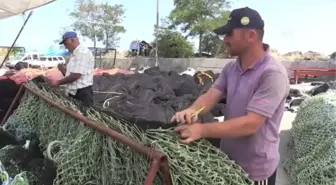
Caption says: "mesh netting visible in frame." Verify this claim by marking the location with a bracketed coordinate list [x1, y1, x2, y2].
[9, 171, 30, 185]
[0, 168, 31, 185]
[4, 81, 253, 185]
[284, 90, 336, 185]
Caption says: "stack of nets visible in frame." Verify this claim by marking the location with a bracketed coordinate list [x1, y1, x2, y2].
[284, 90, 336, 185]
[0, 165, 30, 185]
[4, 80, 253, 185]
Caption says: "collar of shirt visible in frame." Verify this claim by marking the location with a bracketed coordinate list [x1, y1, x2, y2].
[71, 44, 82, 55]
[236, 43, 270, 73]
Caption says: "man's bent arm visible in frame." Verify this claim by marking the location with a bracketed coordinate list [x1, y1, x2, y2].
[201, 71, 289, 138]
[188, 87, 224, 115]
[58, 73, 81, 85]
[202, 111, 267, 138]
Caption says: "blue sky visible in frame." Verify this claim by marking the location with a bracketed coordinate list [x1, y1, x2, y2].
[0, 0, 335, 55]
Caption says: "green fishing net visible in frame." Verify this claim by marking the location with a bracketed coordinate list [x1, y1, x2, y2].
[284, 90, 336, 185]
[4, 81, 253, 185]
[10, 171, 30, 185]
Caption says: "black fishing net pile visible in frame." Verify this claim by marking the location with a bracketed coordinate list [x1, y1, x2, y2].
[0, 67, 226, 131]
[0, 129, 57, 185]
[0, 79, 21, 122]
[93, 67, 226, 130]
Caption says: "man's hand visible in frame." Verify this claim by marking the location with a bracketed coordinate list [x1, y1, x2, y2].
[171, 88, 223, 124]
[171, 108, 198, 124]
[174, 123, 204, 144]
[57, 64, 66, 75]
[57, 63, 65, 71]
[49, 79, 60, 88]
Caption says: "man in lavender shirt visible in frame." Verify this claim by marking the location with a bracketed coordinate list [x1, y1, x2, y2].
[171, 7, 289, 185]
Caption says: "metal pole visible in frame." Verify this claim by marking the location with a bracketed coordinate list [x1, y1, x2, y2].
[155, 0, 159, 67]
[0, 11, 34, 68]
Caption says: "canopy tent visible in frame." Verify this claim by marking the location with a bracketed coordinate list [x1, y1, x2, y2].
[0, 0, 56, 68]
[0, 0, 55, 20]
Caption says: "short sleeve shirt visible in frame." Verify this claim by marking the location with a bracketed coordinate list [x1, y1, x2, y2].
[211, 44, 290, 181]
[65, 44, 94, 95]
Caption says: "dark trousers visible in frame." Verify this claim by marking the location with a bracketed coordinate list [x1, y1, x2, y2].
[69, 86, 93, 107]
[254, 170, 277, 185]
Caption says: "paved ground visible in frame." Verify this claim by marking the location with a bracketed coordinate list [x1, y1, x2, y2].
[276, 111, 296, 185]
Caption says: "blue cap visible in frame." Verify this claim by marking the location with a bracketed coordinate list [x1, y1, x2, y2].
[59, 31, 78, 45]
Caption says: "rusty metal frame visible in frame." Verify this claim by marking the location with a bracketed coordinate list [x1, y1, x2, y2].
[286, 67, 336, 71]
[294, 70, 336, 84]
[286, 67, 336, 84]
[1, 84, 173, 185]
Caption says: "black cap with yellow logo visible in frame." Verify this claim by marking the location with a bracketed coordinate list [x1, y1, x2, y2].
[213, 7, 264, 35]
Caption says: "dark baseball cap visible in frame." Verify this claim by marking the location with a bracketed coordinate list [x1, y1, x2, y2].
[59, 31, 78, 45]
[213, 7, 264, 35]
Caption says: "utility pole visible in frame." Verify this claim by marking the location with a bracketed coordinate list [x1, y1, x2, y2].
[155, 0, 159, 67]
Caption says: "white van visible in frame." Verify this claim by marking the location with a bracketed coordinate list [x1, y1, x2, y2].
[5, 52, 42, 69]
[5, 52, 65, 69]
[29, 56, 66, 68]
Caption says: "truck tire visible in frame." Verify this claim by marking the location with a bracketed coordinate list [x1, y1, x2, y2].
[14, 62, 27, 70]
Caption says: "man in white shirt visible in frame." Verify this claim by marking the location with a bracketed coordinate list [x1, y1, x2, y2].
[49, 31, 95, 106]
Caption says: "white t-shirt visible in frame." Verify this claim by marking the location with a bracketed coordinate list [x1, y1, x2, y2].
[65, 44, 94, 95]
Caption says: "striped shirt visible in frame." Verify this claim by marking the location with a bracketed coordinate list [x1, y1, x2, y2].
[65, 44, 94, 95]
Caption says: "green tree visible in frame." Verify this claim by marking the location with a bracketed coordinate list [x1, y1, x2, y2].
[169, 0, 231, 53]
[69, 0, 126, 49]
[96, 3, 126, 49]
[201, 10, 231, 57]
[70, 0, 103, 48]
[331, 52, 336, 60]
[201, 33, 231, 58]
[154, 27, 194, 58]
[9, 44, 24, 56]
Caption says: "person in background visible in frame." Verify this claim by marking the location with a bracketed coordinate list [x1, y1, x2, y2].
[171, 7, 290, 185]
[49, 31, 94, 107]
